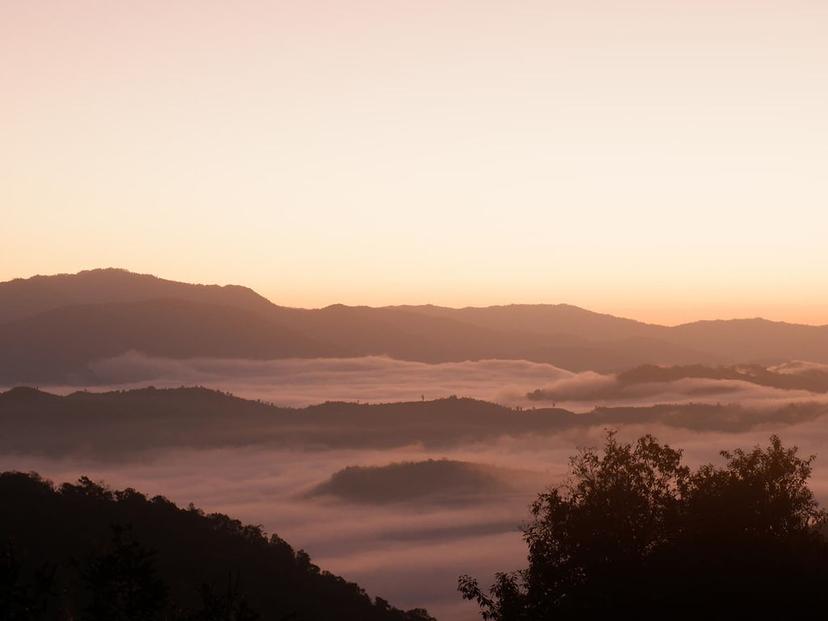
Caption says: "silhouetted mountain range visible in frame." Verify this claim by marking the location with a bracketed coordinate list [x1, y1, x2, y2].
[0, 268, 274, 323]
[1, 269, 827, 384]
[1, 386, 824, 459]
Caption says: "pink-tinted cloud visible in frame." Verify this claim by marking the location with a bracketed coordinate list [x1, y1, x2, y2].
[36, 352, 571, 406]
[7, 417, 828, 620]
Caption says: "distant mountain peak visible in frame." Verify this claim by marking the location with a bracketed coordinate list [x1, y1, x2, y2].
[0, 267, 275, 325]
[1, 269, 826, 384]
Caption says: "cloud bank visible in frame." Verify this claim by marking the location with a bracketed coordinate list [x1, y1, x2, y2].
[7, 421, 828, 621]
[79, 352, 572, 406]
[18, 354, 823, 415]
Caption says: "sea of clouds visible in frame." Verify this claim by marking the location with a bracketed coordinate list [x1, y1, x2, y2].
[6, 420, 828, 620]
[5, 355, 828, 619]
[7, 352, 826, 414]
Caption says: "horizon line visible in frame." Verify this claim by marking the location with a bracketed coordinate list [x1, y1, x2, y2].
[3, 266, 827, 329]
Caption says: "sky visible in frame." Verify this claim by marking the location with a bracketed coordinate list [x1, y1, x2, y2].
[2, 1, 827, 325]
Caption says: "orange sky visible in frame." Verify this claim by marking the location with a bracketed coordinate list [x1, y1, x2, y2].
[2, 1, 827, 326]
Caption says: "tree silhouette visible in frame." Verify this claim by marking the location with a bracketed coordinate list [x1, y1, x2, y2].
[187, 573, 260, 621]
[460, 432, 828, 618]
[0, 543, 55, 621]
[81, 525, 168, 621]
[0, 471, 434, 621]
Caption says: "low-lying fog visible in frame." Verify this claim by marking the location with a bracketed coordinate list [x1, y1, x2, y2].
[15, 353, 828, 411]
[5, 422, 828, 620]
[5, 356, 828, 619]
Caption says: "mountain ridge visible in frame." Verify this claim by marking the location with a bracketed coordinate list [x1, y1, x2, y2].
[1, 269, 827, 384]
[11, 268, 820, 328]
[2, 385, 824, 458]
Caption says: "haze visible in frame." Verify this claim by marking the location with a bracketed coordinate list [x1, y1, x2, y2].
[3, 265, 828, 617]
[3, 1, 828, 325]
[4, 3, 828, 620]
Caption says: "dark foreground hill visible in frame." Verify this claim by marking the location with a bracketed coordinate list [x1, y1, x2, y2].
[2, 269, 828, 383]
[1, 386, 826, 460]
[0, 471, 434, 620]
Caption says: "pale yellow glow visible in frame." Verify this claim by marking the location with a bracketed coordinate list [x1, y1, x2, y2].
[2, 1, 827, 325]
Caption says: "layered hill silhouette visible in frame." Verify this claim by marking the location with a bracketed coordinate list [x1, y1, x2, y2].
[2, 386, 824, 459]
[307, 459, 544, 505]
[0, 299, 331, 383]
[528, 362, 828, 402]
[616, 363, 828, 393]
[1, 269, 827, 384]
[0, 471, 434, 620]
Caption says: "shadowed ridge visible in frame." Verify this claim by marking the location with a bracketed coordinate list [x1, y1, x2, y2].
[0, 471, 436, 621]
[301, 395, 522, 418]
[0, 268, 277, 324]
[304, 459, 546, 506]
[2, 268, 828, 380]
[388, 302, 667, 340]
[676, 317, 796, 328]
[306, 458, 542, 505]
[61, 384, 270, 404]
[0, 386, 60, 403]
[0, 386, 823, 458]
[614, 363, 828, 393]
[0, 298, 331, 384]
[668, 317, 828, 362]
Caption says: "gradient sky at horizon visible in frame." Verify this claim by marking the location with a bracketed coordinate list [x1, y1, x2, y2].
[2, 1, 827, 325]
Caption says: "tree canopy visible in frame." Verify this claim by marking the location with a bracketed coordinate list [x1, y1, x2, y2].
[460, 432, 828, 618]
[0, 472, 434, 621]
